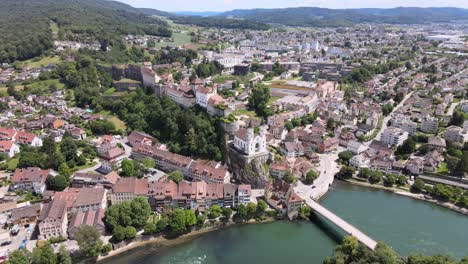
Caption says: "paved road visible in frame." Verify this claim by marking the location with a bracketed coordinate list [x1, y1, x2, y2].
[294, 149, 340, 201]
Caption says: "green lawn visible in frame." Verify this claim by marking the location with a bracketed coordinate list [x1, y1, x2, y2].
[100, 110, 127, 131]
[232, 109, 259, 119]
[154, 33, 192, 48]
[267, 96, 280, 106]
[7, 158, 19, 171]
[437, 162, 449, 174]
[26, 79, 65, 91]
[22, 56, 61, 68]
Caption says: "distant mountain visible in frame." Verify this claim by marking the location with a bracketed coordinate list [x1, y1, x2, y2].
[174, 11, 222, 17]
[219, 7, 468, 27]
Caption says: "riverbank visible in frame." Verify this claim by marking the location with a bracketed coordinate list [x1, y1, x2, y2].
[343, 179, 468, 216]
[97, 218, 275, 262]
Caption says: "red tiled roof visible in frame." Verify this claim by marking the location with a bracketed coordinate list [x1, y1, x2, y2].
[12, 167, 50, 184]
[113, 177, 148, 195]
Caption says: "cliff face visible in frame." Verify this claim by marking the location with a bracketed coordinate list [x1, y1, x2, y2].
[227, 147, 269, 188]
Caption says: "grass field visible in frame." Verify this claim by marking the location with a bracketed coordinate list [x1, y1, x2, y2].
[7, 158, 19, 171]
[100, 110, 127, 131]
[26, 79, 65, 90]
[154, 33, 192, 48]
[232, 109, 259, 119]
[22, 56, 61, 68]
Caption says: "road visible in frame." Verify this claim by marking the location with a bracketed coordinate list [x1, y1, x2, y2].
[294, 149, 340, 201]
[446, 100, 466, 117]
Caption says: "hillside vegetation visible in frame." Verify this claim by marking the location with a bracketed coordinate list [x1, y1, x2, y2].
[0, 0, 171, 63]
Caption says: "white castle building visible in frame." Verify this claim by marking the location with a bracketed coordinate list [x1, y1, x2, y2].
[233, 124, 268, 156]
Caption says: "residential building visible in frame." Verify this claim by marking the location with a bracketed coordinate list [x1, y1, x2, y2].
[443, 126, 464, 143]
[100, 147, 126, 174]
[347, 140, 368, 154]
[11, 167, 51, 194]
[237, 185, 251, 205]
[280, 142, 305, 158]
[428, 136, 447, 152]
[420, 116, 439, 134]
[10, 204, 42, 227]
[68, 208, 105, 239]
[381, 127, 408, 147]
[110, 178, 149, 204]
[38, 199, 68, 240]
[0, 140, 19, 158]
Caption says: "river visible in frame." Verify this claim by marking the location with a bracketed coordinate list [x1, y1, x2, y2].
[102, 182, 468, 264]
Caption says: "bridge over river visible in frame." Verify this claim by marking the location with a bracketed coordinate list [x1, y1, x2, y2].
[306, 199, 378, 250]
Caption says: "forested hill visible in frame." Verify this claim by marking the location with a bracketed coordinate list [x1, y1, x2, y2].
[219, 7, 468, 27]
[0, 0, 171, 63]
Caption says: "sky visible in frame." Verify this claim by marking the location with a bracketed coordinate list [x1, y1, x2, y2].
[118, 0, 468, 12]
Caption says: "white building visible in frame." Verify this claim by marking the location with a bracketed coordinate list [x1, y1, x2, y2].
[443, 126, 464, 143]
[195, 86, 216, 109]
[233, 124, 268, 156]
[381, 127, 408, 147]
[347, 141, 368, 154]
[420, 116, 439, 134]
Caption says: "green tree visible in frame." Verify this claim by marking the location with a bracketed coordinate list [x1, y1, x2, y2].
[60, 138, 78, 165]
[169, 208, 187, 235]
[358, 168, 372, 179]
[304, 170, 319, 185]
[120, 159, 134, 177]
[449, 110, 465, 127]
[57, 245, 72, 264]
[130, 196, 151, 228]
[208, 205, 222, 219]
[112, 225, 127, 242]
[32, 243, 57, 264]
[184, 209, 197, 228]
[141, 157, 155, 169]
[368, 171, 383, 184]
[396, 138, 416, 155]
[338, 151, 353, 165]
[246, 202, 257, 219]
[168, 170, 184, 183]
[197, 213, 207, 226]
[235, 204, 247, 221]
[144, 223, 157, 234]
[411, 179, 425, 193]
[339, 166, 355, 179]
[156, 216, 169, 232]
[383, 174, 397, 187]
[285, 121, 293, 131]
[47, 175, 68, 191]
[7, 249, 31, 264]
[283, 170, 296, 183]
[75, 225, 103, 257]
[298, 206, 311, 220]
[101, 244, 112, 255]
[396, 175, 407, 186]
[248, 83, 272, 117]
[256, 200, 268, 214]
[222, 207, 233, 220]
[58, 163, 72, 180]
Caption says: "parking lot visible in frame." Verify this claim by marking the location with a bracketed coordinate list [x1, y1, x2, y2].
[1, 224, 37, 253]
